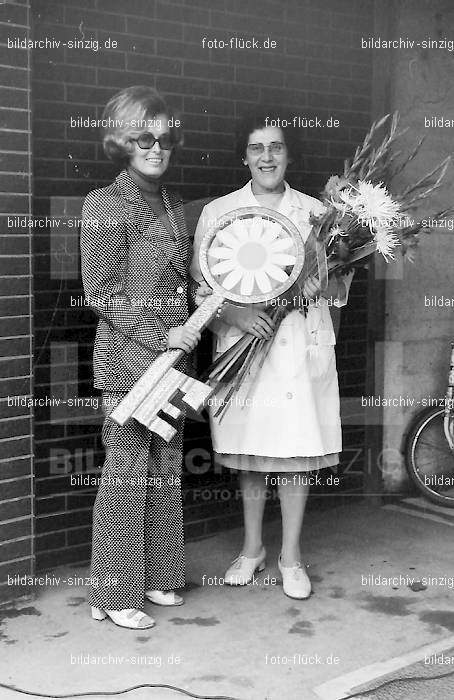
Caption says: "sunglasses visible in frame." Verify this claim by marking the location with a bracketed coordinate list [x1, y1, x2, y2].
[132, 132, 174, 150]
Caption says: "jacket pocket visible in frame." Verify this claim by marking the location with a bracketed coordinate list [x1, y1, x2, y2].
[306, 328, 336, 380]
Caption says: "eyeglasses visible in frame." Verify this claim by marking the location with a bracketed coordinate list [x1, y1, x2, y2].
[247, 142, 286, 155]
[132, 133, 174, 150]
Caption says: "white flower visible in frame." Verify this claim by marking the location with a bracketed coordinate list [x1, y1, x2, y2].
[328, 225, 347, 245]
[374, 226, 400, 262]
[208, 216, 297, 295]
[354, 181, 400, 228]
[330, 196, 351, 218]
[336, 181, 400, 231]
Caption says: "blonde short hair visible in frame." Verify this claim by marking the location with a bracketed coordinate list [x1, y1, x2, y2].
[101, 86, 183, 167]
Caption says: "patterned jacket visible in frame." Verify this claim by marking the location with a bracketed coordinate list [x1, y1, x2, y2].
[80, 169, 192, 391]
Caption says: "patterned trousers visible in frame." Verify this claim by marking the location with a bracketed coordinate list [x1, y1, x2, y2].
[89, 392, 185, 610]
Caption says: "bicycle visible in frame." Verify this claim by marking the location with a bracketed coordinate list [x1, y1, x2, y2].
[403, 342, 454, 507]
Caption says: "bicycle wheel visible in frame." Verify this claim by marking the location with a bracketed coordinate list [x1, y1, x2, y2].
[404, 406, 454, 507]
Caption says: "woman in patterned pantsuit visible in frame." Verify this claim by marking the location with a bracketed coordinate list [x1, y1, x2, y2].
[80, 87, 209, 629]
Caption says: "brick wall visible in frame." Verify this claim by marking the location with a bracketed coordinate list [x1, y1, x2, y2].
[0, 0, 34, 598]
[31, 0, 373, 569]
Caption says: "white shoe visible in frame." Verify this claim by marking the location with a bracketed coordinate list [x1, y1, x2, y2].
[278, 555, 311, 599]
[224, 547, 266, 586]
[145, 590, 184, 606]
[91, 606, 155, 629]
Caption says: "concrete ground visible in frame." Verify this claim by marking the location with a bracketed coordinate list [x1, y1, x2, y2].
[1, 499, 454, 700]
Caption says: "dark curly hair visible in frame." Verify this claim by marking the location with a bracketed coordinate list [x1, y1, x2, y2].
[235, 106, 302, 163]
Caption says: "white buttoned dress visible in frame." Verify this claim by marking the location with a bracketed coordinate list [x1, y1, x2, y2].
[190, 181, 354, 473]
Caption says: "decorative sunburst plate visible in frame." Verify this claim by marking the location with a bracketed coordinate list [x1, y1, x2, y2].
[199, 206, 305, 304]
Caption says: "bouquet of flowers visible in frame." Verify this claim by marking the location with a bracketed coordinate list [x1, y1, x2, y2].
[202, 113, 453, 420]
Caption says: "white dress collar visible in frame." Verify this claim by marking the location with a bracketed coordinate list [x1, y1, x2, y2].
[240, 180, 304, 216]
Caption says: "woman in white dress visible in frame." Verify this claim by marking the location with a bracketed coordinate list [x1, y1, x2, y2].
[190, 109, 353, 599]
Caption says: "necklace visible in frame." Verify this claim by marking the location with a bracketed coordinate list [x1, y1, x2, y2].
[251, 182, 285, 207]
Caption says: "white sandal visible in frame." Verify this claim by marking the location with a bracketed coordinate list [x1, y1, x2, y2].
[91, 606, 155, 629]
[145, 590, 184, 606]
